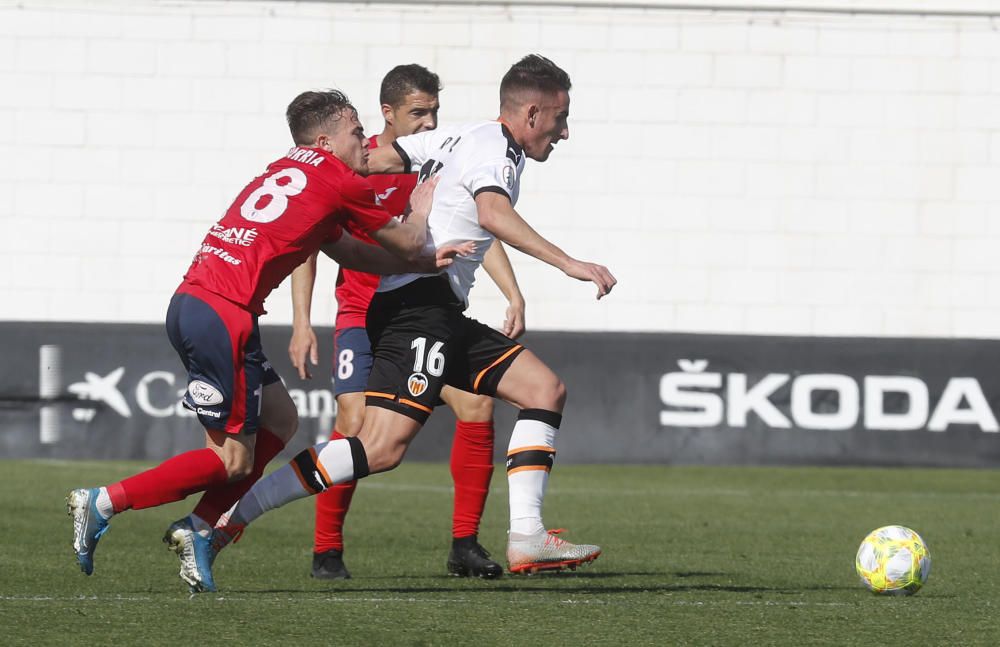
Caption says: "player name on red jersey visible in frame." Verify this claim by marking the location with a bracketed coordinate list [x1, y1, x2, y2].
[286, 148, 326, 167]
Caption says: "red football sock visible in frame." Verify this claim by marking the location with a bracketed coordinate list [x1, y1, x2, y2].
[450, 420, 495, 539]
[313, 430, 357, 553]
[108, 448, 228, 512]
[191, 428, 286, 525]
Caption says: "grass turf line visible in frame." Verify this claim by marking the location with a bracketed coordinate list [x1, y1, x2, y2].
[2, 460, 999, 646]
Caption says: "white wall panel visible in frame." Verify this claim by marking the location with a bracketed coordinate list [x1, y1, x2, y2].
[2, 0, 999, 338]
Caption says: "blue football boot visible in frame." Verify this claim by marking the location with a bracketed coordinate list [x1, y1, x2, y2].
[163, 516, 218, 593]
[67, 488, 110, 576]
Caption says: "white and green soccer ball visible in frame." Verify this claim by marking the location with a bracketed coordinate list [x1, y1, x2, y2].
[855, 525, 931, 596]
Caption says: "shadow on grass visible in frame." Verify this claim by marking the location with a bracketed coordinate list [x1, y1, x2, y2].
[205, 568, 857, 597]
[235, 584, 811, 595]
[228, 571, 861, 596]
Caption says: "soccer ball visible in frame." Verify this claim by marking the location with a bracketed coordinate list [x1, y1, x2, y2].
[855, 525, 931, 596]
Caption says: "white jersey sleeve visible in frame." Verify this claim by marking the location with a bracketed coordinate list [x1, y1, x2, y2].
[393, 130, 437, 174]
[463, 157, 519, 203]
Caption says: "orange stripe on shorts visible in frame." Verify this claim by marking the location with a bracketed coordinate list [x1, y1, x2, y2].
[366, 391, 433, 414]
[473, 344, 523, 392]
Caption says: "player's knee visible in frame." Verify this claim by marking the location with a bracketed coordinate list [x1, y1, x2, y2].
[261, 394, 299, 443]
[554, 379, 567, 409]
[453, 395, 493, 423]
[334, 394, 365, 436]
[358, 432, 407, 474]
[338, 408, 365, 437]
[365, 444, 405, 474]
[534, 376, 566, 411]
[228, 463, 254, 482]
[223, 451, 254, 482]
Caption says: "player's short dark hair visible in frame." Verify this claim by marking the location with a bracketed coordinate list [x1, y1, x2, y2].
[379, 64, 442, 108]
[286, 89, 357, 146]
[500, 54, 572, 107]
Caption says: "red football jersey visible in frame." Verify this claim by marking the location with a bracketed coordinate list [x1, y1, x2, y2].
[184, 146, 392, 315]
[334, 136, 418, 329]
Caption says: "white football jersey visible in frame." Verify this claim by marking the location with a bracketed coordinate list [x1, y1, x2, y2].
[377, 121, 525, 306]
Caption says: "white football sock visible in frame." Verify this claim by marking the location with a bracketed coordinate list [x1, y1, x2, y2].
[507, 412, 558, 536]
[94, 487, 114, 520]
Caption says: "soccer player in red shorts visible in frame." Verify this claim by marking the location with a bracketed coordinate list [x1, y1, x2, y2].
[288, 65, 525, 580]
[66, 89, 468, 592]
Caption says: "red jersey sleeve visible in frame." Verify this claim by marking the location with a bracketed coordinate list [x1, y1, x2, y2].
[340, 175, 393, 236]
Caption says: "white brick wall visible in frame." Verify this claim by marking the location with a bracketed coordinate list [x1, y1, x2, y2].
[2, 0, 1000, 339]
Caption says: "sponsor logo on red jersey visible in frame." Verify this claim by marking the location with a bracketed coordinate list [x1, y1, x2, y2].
[208, 225, 259, 247]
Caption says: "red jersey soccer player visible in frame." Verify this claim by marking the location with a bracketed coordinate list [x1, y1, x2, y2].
[67, 89, 466, 592]
[289, 65, 525, 580]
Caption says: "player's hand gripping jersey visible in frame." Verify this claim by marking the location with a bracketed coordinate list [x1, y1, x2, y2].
[334, 136, 418, 330]
[381, 121, 525, 306]
[184, 147, 392, 314]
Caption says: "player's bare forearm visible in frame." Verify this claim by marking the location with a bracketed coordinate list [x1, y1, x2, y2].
[290, 253, 318, 328]
[321, 233, 417, 274]
[369, 219, 425, 262]
[476, 191, 574, 272]
[320, 231, 466, 275]
[475, 191, 617, 300]
[368, 144, 406, 174]
[289, 253, 319, 379]
[483, 239, 523, 305]
[482, 240, 526, 338]
[369, 177, 438, 261]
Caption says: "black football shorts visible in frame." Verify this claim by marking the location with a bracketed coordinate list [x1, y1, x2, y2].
[364, 276, 524, 423]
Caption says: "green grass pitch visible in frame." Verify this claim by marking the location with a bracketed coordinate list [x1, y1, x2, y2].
[2, 459, 1000, 646]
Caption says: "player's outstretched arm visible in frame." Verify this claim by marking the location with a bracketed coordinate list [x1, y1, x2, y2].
[367, 142, 407, 175]
[368, 176, 439, 261]
[320, 230, 474, 276]
[482, 239, 526, 338]
[288, 253, 319, 380]
[475, 191, 617, 300]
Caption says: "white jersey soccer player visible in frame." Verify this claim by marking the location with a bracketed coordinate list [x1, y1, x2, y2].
[187, 55, 616, 591]
[380, 120, 525, 305]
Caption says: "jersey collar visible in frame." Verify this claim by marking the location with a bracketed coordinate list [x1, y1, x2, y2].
[498, 121, 524, 165]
